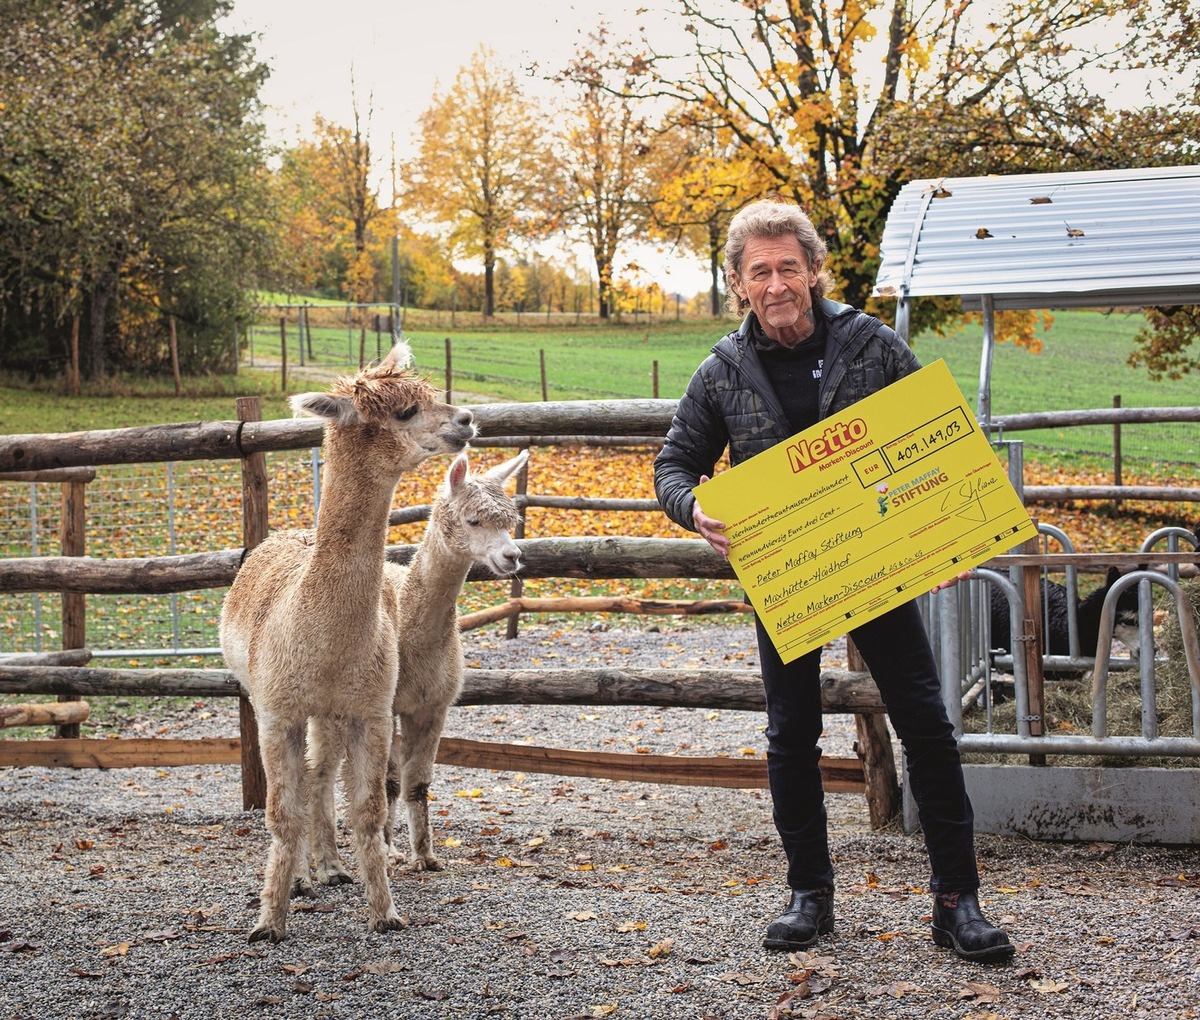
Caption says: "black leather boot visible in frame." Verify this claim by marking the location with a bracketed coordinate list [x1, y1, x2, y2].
[763, 887, 834, 951]
[931, 891, 1015, 962]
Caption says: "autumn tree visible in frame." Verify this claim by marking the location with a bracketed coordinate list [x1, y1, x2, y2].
[316, 94, 381, 309]
[392, 224, 459, 311]
[632, 0, 1199, 347]
[0, 0, 276, 378]
[1129, 306, 1200, 380]
[268, 146, 330, 298]
[270, 87, 389, 311]
[650, 116, 775, 316]
[402, 46, 554, 318]
[551, 26, 680, 320]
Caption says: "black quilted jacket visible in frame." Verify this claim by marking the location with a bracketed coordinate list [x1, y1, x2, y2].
[654, 298, 922, 532]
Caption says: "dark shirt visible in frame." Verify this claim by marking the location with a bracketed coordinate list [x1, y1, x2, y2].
[751, 312, 827, 434]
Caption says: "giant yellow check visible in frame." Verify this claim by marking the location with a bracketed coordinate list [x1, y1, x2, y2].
[695, 359, 1037, 663]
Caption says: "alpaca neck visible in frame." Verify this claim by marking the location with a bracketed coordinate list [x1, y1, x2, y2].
[401, 525, 473, 639]
[304, 428, 399, 617]
[1075, 594, 1104, 652]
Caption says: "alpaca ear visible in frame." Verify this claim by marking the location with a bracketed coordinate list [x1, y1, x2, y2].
[445, 451, 470, 493]
[485, 449, 529, 487]
[291, 391, 359, 425]
[379, 340, 414, 371]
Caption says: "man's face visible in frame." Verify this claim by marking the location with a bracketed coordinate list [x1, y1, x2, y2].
[730, 234, 819, 347]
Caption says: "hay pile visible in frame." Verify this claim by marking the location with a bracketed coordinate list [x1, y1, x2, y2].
[962, 577, 1199, 768]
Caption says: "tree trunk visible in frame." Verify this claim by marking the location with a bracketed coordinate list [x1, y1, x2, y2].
[596, 271, 611, 320]
[483, 243, 496, 318]
[593, 245, 612, 320]
[709, 244, 722, 317]
[82, 271, 118, 380]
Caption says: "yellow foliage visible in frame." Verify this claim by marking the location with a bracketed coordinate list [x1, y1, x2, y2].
[961, 308, 1053, 353]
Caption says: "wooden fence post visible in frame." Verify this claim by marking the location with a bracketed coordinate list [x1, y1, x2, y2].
[57, 477, 87, 738]
[168, 316, 181, 397]
[1019, 528, 1047, 766]
[235, 396, 270, 810]
[505, 449, 531, 641]
[68, 316, 80, 397]
[279, 318, 287, 393]
[1112, 394, 1122, 514]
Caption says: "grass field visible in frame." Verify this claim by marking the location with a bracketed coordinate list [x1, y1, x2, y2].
[9, 306, 1194, 431]
[6, 307, 1194, 477]
[0, 369, 291, 435]
[243, 311, 722, 403]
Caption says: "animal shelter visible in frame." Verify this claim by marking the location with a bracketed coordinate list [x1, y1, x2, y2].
[875, 164, 1200, 843]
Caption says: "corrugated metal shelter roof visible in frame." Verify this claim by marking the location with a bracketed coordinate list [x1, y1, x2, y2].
[874, 165, 1200, 310]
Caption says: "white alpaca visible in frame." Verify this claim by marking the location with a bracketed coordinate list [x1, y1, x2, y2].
[219, 342, 476, 943]
[306, 448, 527, 884]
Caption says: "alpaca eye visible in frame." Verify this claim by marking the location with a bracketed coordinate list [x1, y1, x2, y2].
[466, 518, 480, 527]
[395, 406, 419, 421]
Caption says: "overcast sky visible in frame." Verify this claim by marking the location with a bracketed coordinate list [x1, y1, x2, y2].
[220, 0, 713, 293]
[220, 0, 628, 146]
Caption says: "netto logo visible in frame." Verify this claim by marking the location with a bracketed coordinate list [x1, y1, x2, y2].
[786, 419, 868, 471]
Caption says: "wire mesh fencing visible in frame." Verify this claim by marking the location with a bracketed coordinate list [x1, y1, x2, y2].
[0, 451, 319, 662]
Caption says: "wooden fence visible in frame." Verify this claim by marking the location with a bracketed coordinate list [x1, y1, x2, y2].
[0, 399, 909, 826]
[2, 399, 1199, 827]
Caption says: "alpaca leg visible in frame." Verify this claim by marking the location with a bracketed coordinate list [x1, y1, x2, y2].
[384, 745, 403, 868]
[251, 717, 309, 943]
[307, 716, 353, 886]
[394, 707, 448, 871]
[341, 715, 403, 934]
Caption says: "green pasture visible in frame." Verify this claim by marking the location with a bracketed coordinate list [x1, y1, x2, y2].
[0, 368, 291, 435]
[251, 304, 1193, 412]
[243, 307, 718, 403]
[7, 307, 1196, 470]
[912, 309, 1199, 465]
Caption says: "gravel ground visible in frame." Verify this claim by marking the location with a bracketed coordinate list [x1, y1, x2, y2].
[2, 620, 1198, 1020]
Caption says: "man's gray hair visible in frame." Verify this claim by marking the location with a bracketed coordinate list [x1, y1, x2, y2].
[724, 200, 832, 314]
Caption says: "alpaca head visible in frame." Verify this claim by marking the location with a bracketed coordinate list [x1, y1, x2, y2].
[290, 341, 476, 473]
[430, 449, 528, 577]
[1099, 561, 1147, 657]
[1087, 566, 1146, 658]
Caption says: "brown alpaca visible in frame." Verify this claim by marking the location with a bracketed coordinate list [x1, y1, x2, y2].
[219, 342, 475, 943]
[305, 448, 527, 885]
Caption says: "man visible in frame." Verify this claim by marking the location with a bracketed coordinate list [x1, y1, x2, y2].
[653, 199, 1014, 963]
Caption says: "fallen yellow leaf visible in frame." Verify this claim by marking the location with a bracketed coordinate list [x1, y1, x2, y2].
[647, 937, 674, 958]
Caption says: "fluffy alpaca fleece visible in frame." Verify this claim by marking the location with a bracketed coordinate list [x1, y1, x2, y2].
[305, 448, 527, 885]
[219, 342, 475, 943]
[989, 566, 1143, 660]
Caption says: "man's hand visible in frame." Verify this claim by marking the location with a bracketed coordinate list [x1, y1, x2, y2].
[692, 475, 729, 558]
[930, 570, 973, 594]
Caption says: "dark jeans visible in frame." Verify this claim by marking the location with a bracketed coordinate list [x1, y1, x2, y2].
[756, 599, 979, 894]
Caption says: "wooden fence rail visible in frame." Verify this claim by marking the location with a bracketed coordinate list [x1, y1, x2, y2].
[0, 401, 676, 472]
[3, 401, 1199, 502]
[0, 662, 884, 712]
[4, 542, 1197, 596]
[0, 659, 890, 809]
